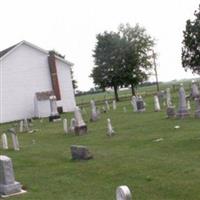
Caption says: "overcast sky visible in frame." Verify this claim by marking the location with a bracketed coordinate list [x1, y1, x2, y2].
[0, 0, 199, 91]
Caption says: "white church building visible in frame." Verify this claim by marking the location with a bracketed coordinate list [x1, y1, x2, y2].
[0, 40, 76, 123]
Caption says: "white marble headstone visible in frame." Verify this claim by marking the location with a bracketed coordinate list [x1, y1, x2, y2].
[113, 100, 117, 110]
[63, 118, 68, 134]
[107, 118, 114, 136]
[116, 185, 132, 200]
[1, 134, 8, 150]
[154, 95, 161, 111]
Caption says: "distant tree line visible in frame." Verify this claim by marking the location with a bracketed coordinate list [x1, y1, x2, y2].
[90, 23, 155, 101]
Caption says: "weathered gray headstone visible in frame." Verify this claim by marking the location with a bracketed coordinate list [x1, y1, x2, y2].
[63, 118, 68, 134]
[90, 100, 98, 122]
[166, 88, 172, 107]
[176, 84, 189, 118]
[123, 107, 127, 113]
[49, 95, 61, 122]
[74, 106, 87, 135]
[154, 95, 161, 112]
[113, 100, 117, 110]
[8, 129, 19, 151]
[19, 121, 23, 133]
[187, 100, 191, 110]
[136, 96, 145, 112]
[131, 96, 137, 112]
[0, 156, 22, 196]
[191, 80, 200, 99]
[107, 118, 114, 136]
[69, 118, 76, 133]
[105, 100, 110, 111]
[116, 185, 132, 200]
[23, 119, 30, 132]
[194, 99, 200, 118]
[166, 106, 176, 118]
[70, 145, 93, 160]
[1, 134, 8, 150]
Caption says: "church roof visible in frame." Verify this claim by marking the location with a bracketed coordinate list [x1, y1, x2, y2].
[0, 40, 73, 66]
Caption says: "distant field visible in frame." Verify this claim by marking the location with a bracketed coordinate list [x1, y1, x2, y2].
[1, 86, 200, 199]
[76, 80, 195, 105]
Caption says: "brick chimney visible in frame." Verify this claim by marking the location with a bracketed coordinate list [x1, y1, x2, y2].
[48, 51, 61, 100]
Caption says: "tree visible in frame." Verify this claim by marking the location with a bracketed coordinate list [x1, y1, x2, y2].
[119, 23, 154, 95]
[182, 4, 200, 74]
[91, 31, 124, 101]
[70, 68, 78, 90]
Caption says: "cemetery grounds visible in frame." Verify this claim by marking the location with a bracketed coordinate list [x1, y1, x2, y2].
[1, 81, 200, 199]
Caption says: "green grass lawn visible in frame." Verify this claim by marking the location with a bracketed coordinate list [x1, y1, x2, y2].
[1, 94, 200, 199]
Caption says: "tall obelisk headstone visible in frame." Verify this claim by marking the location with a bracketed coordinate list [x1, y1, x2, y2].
[177, 84, 189, 118]
[191, 80, 200, 118]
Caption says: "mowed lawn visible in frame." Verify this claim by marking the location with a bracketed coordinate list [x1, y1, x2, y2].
[1, 95, 200, 199]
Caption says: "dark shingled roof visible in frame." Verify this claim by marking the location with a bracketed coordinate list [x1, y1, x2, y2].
[0, 43, 19, 58]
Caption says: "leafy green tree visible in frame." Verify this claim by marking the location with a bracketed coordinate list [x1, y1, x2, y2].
[182, 5, 200, 74]
[119, 23, 154, 95]
[91, 31, 124, 101]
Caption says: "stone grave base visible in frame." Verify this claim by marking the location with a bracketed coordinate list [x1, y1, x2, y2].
[70, 145, 93, 160]
[49, 115, 61, 122]
[195, 110, 200, 118]
[166, 106, 176, 118]
[176, 109, 190, 118]
[1, 189, 27, 198]
[74, 125, 87, 136]
[0, 182, 21, 196]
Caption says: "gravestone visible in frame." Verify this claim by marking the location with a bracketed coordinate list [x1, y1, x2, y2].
[113, 100, 117, 110]
[69, 118, 76, 133]
[166, 106, 176, 118]
[0, 156, 23, 196]
[102, 106, 106, 113]
[90, 100, 98, 122]
[70, 145, 93, 160]
[166, 88, 172, 107]
[63, 118, 68, 134]
[154, 95, 161, 112]
[131, 96, 138, 112]
[8, 129, 19, 151]
[23, 119, 30, 132]
[49, 95, 61, 122]
[19, 121, 23, 133]
[187, 100, 191, 110]
[116, 185, 132, 200]
[1, 134, 8, 150]
[191, 80, 200, 99]
[105, 100, 110, 111]
[176, 84, 189, 118]
[123, 107, 127, 113]
[107, 118, 114, 136]
[136, 96, 145, 112]
[74, 106, 87, 135]
[194, 99, 200, 118]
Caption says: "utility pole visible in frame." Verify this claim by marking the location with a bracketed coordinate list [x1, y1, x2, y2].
[152, 50, 159, 92]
